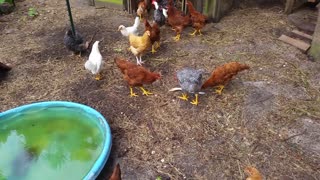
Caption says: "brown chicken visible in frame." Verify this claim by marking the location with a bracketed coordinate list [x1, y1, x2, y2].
[144, 19, 160, 54]
[167, 0, 190, 41]
[201, 62, 250, 95]
[109, 163, 121, 180]
[115, 57, 161, 97]
[129, 30, 152, 65]
[137, 0, 148, 20]
[244, 166, 263, 180]
[186, 0, 207, 36]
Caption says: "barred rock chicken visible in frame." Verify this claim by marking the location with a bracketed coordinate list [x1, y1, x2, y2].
[137, 0, 148, 20]
[118, 17, 140, 37]
[144, 19, 160, 54]
[64, 29, 91, 56]
[152, 0, 166, 27]
[201, 62, 250, 95]
[186, 0, 208, 36]
[167, 0, 190, 41]
[170, 68, 204, 105]
[115, 57, 161, 97]
[245, 166, 263, 180]
[85, 41, 103, 80]
[129, 30, 152, 65]
[109, 163, 121, 180]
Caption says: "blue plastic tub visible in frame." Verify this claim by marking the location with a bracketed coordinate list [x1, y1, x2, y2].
[0, 101, 112, 180]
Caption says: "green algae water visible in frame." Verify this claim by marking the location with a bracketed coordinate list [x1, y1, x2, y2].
[0, 106, 104, 180]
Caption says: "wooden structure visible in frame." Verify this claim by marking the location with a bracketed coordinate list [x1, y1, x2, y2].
[285, 0, 318, 14]
[310, 3, 320, 60]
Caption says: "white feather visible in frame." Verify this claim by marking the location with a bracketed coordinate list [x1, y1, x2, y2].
[85, 41, 103, 75]
[169, 87, 206, 94]
[118, 17, 140, 37]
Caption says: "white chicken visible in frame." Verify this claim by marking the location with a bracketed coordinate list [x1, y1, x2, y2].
[85, 41, 103, 80]
[118, 16, 140, 37]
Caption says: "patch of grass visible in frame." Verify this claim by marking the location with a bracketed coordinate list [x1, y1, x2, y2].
[28, 7, 38, 17]
[96, 0, 122, 5]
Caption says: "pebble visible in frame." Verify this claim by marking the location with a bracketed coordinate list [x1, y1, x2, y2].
[151, 150, 155, 155]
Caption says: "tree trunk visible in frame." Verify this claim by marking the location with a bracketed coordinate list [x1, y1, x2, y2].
[310, 4, 320, 60]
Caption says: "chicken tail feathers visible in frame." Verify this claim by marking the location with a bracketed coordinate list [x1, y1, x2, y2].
[109, 163, 121, 180]
[238, 63, 250, 71]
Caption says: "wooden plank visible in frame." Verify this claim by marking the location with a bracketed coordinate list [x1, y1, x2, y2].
[279, 34, 311, 52]
[292, 30, 313, 40]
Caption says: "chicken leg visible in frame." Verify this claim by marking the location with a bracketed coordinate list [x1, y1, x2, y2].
[140, 87, 153, 96]
[155, 41, 160, 49]
[95, 73, 102, 81]
[135, 56, 140, 65]
[215, 85, 224, 95]
[138, 56, 144, 65]
[130, 87, 138, 97]
[190, 94, 199, 105]
[151, 44, 157, 54]
[178, 93, 188, 101]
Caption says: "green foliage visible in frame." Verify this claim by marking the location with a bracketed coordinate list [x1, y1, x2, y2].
[28, 7, 38, 17]
[156, 176, 162, 180]
[0, 0, 13, 4]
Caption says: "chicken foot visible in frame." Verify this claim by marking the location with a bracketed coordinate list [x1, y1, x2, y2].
[215, 85, 224, 95]
[178, 93, 188, 101]
[130, 87, 138, 97]
[140, 87, 153, 96]
[135, 56, 144, 66]
[173, 34, 181, 41]
[190, 29, 198, 36]
[190, 29, 202, 36]
[190, 94, 199, 105]
[95, 73, 102, 81]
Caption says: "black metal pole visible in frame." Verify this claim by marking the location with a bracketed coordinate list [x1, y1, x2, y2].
[66, 0, 76, 36]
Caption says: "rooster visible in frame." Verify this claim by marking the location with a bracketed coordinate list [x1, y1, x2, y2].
[201, 62, 250, 95]
[115, 57, 161, 97]
[152, 0, 166, 27]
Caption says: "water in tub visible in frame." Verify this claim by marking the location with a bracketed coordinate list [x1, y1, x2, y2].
[0, 107, 104, 179]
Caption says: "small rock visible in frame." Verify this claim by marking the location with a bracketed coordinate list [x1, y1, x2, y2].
[151, 150, 155, 155]
[160, 159, 165, 163]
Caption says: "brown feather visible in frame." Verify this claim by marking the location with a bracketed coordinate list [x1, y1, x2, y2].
[115, 57, 161, 87]
[244, 166, 263, 180]
[201, 62, 250, 89]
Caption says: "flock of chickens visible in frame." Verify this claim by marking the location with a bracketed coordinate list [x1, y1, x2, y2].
[63, 0, 250, 106]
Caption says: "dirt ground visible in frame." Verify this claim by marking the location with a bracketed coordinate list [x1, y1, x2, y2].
[1, 0, 320, 179]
